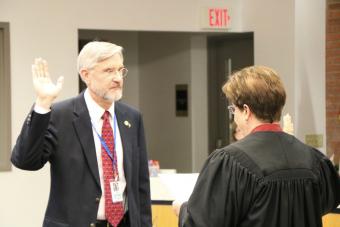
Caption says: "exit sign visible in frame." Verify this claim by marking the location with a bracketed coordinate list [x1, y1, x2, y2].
[200, 7, 231, 30]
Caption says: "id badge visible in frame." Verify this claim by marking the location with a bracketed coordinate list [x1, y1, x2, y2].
[110, 180, 124, 203]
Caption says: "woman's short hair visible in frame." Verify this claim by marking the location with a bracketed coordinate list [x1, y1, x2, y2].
[77, 41, 123, 74]
[222, 65, 286, 123]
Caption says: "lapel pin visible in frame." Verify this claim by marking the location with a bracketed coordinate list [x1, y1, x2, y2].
[124, 120, 131, 128]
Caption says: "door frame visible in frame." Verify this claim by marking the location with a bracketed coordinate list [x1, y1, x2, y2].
[0, 22, 11, 171]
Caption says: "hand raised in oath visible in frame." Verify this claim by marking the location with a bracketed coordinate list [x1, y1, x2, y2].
[32, 58, 64, 109]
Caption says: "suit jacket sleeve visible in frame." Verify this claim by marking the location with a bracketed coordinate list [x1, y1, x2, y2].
[11, 109, 56, 170]
[137, 114, 152, 226]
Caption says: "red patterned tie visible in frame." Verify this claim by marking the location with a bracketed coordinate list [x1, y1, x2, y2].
[101, 111, 124, 227]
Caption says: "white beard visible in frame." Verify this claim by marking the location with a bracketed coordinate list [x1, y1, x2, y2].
[90, 84, 123, 103]
[103, 89, 123, 102]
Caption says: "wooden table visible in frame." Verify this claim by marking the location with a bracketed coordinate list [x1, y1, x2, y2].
[323, 209, 340, 227]
[152, 202, 178, 227]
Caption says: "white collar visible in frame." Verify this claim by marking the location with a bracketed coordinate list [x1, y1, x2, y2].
[84, 89, 115, 122]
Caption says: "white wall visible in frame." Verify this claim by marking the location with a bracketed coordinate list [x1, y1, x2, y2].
[295, 0, 326, 152]
[241, 0, 296, 117]
[241, 0, 326, 150]
[0, 0, 325, 226]
[139, 33, 192, 172]
[138, 32, 209, 173]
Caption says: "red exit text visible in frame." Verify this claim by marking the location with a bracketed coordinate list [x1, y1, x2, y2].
[209, 8, 230, 28]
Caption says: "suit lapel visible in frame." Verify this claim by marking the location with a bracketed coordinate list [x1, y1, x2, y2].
[72, 93, 101, 188]
[115, 103, 132, 186]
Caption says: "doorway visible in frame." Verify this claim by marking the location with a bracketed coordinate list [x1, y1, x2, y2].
[208, 32, 254, 153]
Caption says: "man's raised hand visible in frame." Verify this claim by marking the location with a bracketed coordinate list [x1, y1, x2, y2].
[32, 58, 64, 109]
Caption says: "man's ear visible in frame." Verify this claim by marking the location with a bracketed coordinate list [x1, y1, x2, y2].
[79, 69, 89, 84]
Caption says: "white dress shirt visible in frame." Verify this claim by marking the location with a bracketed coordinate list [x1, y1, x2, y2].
[83, 89, 126, 220]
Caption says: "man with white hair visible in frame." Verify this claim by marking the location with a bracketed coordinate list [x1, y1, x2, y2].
[11, 41, 152, 227]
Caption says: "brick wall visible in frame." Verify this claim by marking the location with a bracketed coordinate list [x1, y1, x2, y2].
[326, 0, 340, 165]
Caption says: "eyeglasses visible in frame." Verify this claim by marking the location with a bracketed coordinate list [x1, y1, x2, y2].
[99, 67, 128, 79]
[109, 67, 128, 79]
[227, 105, 236, 114]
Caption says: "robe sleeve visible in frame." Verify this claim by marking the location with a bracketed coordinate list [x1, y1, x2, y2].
[179, 148, 259, 227]
[314, 148, 340, 214]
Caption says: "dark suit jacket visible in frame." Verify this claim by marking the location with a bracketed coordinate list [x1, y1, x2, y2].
[11, 92, 152, 227]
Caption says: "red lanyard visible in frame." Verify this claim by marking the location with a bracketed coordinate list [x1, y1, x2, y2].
[251, 123, 282, 133]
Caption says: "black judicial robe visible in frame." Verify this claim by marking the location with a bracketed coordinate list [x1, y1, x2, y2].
[179, 131, 340, 227]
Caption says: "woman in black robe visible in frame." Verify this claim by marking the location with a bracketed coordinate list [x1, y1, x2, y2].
[173, 66, 340, 227]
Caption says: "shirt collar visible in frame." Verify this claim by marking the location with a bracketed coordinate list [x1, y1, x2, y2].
[251, 123, 282, 133]
[84, 89, 115, 122]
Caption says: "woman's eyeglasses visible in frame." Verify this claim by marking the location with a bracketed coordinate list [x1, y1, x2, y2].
[227, 105, 236, 114]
